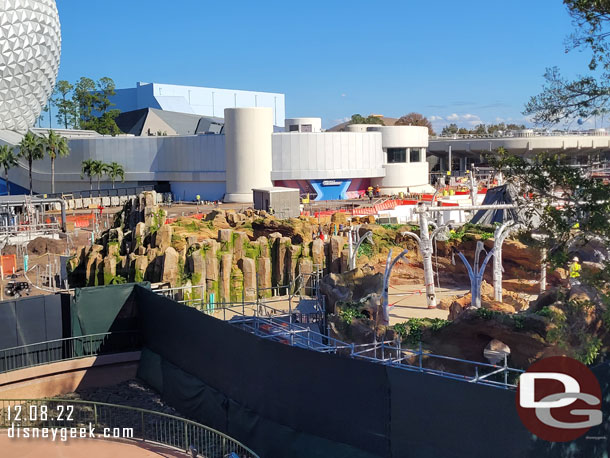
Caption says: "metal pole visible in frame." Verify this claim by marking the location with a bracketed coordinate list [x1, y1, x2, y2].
[448, 145, 452, 183]
[381, 248, 409, 325]
[540, 247, 547, 293]
[417, 206, 437, 308]
[348, 228, 354, 270]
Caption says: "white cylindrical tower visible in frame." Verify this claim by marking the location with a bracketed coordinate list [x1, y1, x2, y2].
[369, 126, 431, 193]
[224, 107, 273, 203]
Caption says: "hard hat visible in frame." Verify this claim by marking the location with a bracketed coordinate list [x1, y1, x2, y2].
[573, 256, 579, 262]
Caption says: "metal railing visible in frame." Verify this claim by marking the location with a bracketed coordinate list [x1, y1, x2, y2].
[152, 272, 522, 389]
[0, 398, 259, 458]
[0, 331, 141, 374]
[201, 301, 523, 390]
[0, 222, 60, 238]
[431, 130, 610, 140]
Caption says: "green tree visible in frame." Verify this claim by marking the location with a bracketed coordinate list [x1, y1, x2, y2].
[54, 80, 77, 129]
[441, 123, 459, 136]
[524, 1, 610, 124]
[42, 130, 70, 194]
[395, 112, 436, 136]
[71, 76, 122, 135]
[348, 114, 385, 125]
[0, 145, 18, 195]
[81, 159, 98, 190]
[18, 132, 45, 195]
[94, 161, 109, 190]
[73, 77, 97, 126]
[106, 161, 125, 188]
[473, 124, 487, 135]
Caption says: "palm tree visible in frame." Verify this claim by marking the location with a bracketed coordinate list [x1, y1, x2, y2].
[18, 132, 45, 194]
[107, 161, 125, 189]
[93, 161, 108, 191]
[0, 145, 18, 195]
[81, 159, 98, 190]
[42, 130, 70, 194]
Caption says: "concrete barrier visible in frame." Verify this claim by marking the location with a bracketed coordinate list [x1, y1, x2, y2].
[102, 196, 111, 207]
[0, 351, 141, 398]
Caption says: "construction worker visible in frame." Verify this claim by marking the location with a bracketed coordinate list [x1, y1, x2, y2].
[375, 185, 381, 197]
[569, 256, 581, 286]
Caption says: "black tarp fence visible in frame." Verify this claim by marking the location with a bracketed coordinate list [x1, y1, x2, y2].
[134, 286, 541, 458]
[4, 284, 610, 457]
[0, 294, 68, 371]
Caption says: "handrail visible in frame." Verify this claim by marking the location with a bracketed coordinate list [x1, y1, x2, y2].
[0, 398, 259, 457]
[0, 331, 141, 374]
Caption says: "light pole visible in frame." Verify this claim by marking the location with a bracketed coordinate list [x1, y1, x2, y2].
[380, 248, 409, 325]
[347, 226, 373, 270]
[452, 242, 495, 308]
[531, 231, 549, 294]
[492, 221, 522, 302]
[402, 204, 455, 309]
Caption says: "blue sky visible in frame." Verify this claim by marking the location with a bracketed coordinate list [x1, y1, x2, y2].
[54, 0, 592, 130]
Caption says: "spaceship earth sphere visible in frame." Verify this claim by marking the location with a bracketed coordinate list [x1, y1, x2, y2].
[0, 0, 61, 132]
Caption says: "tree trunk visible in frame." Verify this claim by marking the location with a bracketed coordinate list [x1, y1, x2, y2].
[5, 171, 10, 196]
[29, 158, 32, 195]
[112, 178, 115, 189]
[97, 176, 101, 190]
[89, 177, 92, 191]
[51, 158, 55, 194]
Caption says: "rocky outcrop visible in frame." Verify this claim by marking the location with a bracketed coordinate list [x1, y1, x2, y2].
[257, 257, 272, 298]
[189, 250, 205, 286]
[312, 239, 325, 271]
[329, 236, 345, 274]
[162, 247, 179, 286]
[274, 237, 291, 287]
[220, 253, 233, 302]
[69, 191, 334, 305]
[320, 266, 383, 313]
[240, 257, 257, 301]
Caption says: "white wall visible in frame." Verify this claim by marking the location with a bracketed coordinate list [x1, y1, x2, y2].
[151, 83, 285, 126]
[271, 132, 385, 180]
[373, 162, 430, 194]
[7, 134, 227, 193]
[367, 125, 428, 148]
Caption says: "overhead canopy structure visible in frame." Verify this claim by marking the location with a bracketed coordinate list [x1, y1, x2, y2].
[470, 184, 539, 227]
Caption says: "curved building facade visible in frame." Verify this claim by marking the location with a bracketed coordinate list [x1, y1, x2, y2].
[0, 0, 61, 132]
[368, 126, 430, 193]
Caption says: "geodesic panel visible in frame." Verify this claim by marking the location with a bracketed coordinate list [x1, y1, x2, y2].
[0, 0, 61, 132]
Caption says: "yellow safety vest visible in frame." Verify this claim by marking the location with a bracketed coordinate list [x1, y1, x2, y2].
[569, 262, 581, 278]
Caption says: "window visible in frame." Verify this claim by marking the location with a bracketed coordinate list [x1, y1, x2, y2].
[289, 125, 299, 132]
[387, 148, 407, 163]
[410, 148, 421, 163]
[301, 124, 312, 132]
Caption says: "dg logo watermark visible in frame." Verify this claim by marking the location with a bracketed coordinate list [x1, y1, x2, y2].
[516, 356, 603, 442]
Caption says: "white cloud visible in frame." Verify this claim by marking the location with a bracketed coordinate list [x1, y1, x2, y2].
[429, 115, 443, 122]
[341, 93, 347, 97]
[445, 113, 482, 124]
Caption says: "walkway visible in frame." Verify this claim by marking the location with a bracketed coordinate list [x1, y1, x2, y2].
[0, 432, 186, 458]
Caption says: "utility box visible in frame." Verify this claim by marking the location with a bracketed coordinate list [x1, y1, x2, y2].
[253, 187, 300, 219]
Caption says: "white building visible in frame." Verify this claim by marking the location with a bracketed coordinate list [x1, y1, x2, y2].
[110, 82, 286, 128]
[1, 114, 435, 201]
